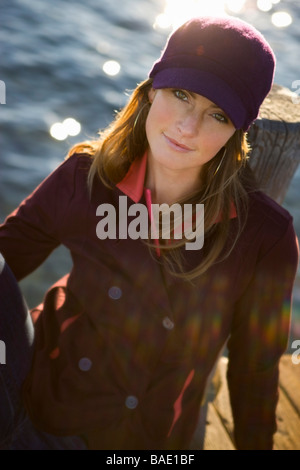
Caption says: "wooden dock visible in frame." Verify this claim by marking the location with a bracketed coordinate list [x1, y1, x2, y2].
[190, 354, 300, 450]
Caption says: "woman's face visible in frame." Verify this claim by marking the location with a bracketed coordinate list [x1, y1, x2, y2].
[145, 88, 236, 174]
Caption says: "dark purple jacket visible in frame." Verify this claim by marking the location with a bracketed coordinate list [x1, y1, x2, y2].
[0, 154, 298, 450]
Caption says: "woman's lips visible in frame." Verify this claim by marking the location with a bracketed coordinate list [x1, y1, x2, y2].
[163, 133, 193, 152]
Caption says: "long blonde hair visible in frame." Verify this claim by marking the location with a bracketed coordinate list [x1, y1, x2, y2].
[67, 78, 253, 282]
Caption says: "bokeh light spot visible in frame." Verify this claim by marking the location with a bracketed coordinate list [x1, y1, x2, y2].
[257, 0, 273, 12]
[50, 118, 81, 141]
[103, 60, 121, 76]
[271, 11, 292, 27]
[62, 118, 81, 136]
[50, 122, 69, 141]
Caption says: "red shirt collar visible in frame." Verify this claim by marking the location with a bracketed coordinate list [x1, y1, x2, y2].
[116, 152, 237, 220]
[116, 152, 148, 203]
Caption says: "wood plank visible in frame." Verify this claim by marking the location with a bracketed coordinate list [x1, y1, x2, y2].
[278, 354, 300, 417]
[273, 388, 300, 450]
[198, 354, 300, 450]
[210, 357, 235, 442]
[203, 403, 235, 450]
[189, 402, 235, 450]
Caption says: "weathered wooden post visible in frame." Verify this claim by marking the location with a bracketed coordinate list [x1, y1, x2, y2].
[191, 83, 300, 451]
[247, 83, 300, 204]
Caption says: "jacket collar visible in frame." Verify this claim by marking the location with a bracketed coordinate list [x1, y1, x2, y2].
[116, 152, 148, 203]
[116, 152, 237, 220]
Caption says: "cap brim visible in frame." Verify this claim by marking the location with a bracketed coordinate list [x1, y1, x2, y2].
[151, 68, 247, 130]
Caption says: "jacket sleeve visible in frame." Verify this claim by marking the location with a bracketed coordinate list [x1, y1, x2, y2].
[0, 155, 82, 281]
[226, 217, 299, 450]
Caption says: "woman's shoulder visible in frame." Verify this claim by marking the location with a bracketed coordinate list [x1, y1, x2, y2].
[63, 151, 94, 169]
[49, 152, 94, 185]
[248, 190, 293, 222]
[28, 152, 95, 206]
[245, 189, 296, 247]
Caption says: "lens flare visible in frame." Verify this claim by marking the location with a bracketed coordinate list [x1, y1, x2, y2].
[154, 0, 228, 30]
[226, 0, 246, 13]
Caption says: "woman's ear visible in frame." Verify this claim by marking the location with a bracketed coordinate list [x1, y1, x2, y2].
[148, 87, 157, 103]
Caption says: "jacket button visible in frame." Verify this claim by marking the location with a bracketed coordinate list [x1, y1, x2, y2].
[125, 395, 138, 409]
[162, 316, 175, 330]
[108, 286, 122, 300]
[78, 357, 92, 371]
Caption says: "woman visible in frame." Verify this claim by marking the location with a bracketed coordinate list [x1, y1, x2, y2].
[0, 15, 298, 450]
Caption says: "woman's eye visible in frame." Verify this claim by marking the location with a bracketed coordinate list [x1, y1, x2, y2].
[173, 89, 189, 101]
[212, 112, 228, 124]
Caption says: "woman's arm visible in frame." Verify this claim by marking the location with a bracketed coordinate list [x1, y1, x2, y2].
[227, 217, 299, 450]
[0, 155, 86, 280]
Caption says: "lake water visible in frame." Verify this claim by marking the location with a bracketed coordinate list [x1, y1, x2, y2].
[0, 0, 299, 348]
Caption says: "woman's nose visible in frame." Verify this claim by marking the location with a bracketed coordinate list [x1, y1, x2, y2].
[176, 112, 201, 136]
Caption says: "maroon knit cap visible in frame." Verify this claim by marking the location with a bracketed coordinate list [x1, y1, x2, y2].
[149, 16, 275, 131]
